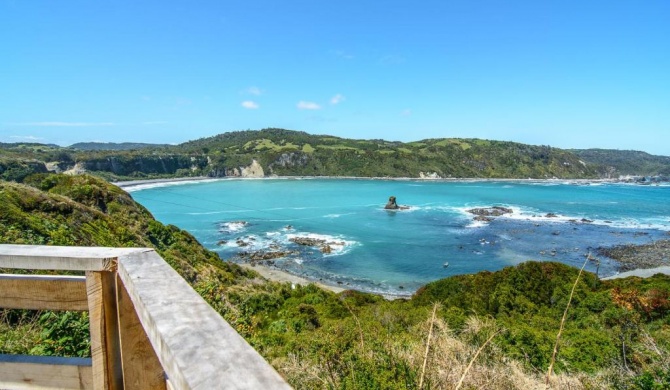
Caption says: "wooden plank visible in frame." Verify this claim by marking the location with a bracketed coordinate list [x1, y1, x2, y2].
[0, 244, 151, 271]
[116, 274, 166, 390]
[0, 354, 92, 389]
[117, 250, 292, 390]
[86, 271, 123, 390]
[0, 274, 88, 311]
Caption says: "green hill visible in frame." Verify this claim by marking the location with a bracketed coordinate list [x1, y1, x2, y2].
[571, 148, 670, 177]
[2, 173, 669, 388]
[2, 128, 606, 181]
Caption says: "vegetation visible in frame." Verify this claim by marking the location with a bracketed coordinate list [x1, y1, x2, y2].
[2, 173, 670, 388]
[571, 149, 670, 177]
[14, 128, 670, 181]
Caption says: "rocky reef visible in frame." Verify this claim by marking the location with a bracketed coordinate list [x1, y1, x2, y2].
[467, 206, 513, 222]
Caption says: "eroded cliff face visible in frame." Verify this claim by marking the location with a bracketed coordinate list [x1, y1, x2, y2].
[76, 155, 209, 176]
[241, 159, 264, 177]
[209, 159, 265, 178]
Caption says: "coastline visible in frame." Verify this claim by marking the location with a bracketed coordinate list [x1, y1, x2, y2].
[112, 175, 636, 190]
[119, 175, 670, 296]
[602, 266, 670, 280]
[239, 263, 346, 294]
[113, 176, 215, 188]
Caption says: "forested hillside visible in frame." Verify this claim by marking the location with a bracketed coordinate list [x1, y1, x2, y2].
[572, 149, 670, 177]
[0, 129, 612, 181]
[1, 173, 669, 389]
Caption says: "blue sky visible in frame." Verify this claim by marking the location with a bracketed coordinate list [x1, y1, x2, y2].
[2, 1, 669, 155]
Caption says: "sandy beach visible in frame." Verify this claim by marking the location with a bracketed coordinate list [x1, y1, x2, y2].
[240, 263, 346, 293]
[113, 176, 216, 188]
[112, 175, 631, 190]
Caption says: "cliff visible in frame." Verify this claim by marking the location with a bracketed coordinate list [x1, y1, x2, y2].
[3, 128, 670, 182]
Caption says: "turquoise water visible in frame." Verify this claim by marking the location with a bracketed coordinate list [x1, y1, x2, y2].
[129, 179, 670, 296]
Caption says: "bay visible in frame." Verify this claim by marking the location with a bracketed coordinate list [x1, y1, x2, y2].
[129, 179, 670, 296]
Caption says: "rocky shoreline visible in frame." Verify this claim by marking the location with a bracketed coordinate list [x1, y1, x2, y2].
[598, 237, 670, 272]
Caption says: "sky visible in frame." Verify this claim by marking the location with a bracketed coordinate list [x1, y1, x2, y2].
[1, 1, 669, 155]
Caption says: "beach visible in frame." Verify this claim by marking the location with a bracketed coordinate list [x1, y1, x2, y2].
[240, 263, 346, 293]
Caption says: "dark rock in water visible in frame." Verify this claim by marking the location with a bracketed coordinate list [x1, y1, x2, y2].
[238, 250, 296, 262]
[236, 239, 250, 247]
[468, 206, 512, 222]
[468, 206, 513, 217]
[546, 213, 558, 218]
[552, 231, 560, 236]
[217, 240, 228, 246]
[384, 195, 409, 210]
[291, 237, 327, 246]
[290, 236, 344, 254]
[385, 195, 400, 210]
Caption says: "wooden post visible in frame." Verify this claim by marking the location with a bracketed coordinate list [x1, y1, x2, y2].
[116, 274, 166, 390]
[86, 271, 123, 390]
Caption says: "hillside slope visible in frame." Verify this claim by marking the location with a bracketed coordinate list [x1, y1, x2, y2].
[572, 148, 670, 177]
[1, 129, 604, 181]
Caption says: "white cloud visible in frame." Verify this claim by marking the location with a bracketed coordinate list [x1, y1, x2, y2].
[330, 94, 345, 105]
[401, 109, 412, 116]
[246, 86, 263, 96]
[14, 122, 115, 127]
[297, 101, 321, 110]
[241, 100, 259, 109]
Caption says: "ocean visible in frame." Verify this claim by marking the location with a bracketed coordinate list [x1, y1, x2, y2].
[129, 178, 670, 296]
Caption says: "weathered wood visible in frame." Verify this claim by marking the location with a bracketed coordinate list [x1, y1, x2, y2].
[86, 271, 123, 390]
[0, 274, 88, 311]
[0, 244, 150, 271]
[117, 274, 166, 390]
[117, 250, 292, 390]
[0, 354, 92, 389]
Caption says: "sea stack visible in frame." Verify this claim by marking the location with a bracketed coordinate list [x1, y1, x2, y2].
[385, 196, 400, 210]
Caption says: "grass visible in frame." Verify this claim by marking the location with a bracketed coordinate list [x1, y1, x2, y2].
[0, 310, 42, 355]
[546, 256, 589, 387]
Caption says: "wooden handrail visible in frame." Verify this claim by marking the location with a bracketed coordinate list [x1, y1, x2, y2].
[0, 245, 292, 390]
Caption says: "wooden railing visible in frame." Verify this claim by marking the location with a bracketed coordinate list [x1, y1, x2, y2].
[0, 245, 292, 390]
